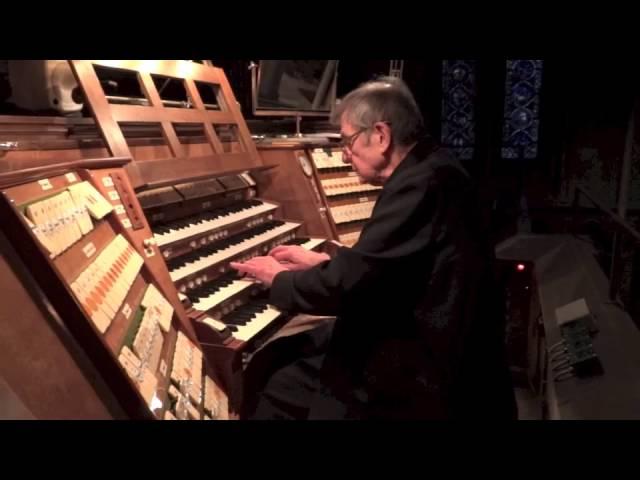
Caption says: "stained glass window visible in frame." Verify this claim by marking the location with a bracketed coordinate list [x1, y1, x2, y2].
[441, 60, 476, 160]
[501, 60, 543, 159]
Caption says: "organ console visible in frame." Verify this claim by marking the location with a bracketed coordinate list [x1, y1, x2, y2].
[0, 60, 335, 419]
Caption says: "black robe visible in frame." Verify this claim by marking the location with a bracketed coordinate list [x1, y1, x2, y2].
[270, 137, 517, 419]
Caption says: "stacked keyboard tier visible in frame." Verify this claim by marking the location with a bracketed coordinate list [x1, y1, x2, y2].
[138, 172, 329, 415]
[139, 172, 326, 349]
[309, 148, 381, 247]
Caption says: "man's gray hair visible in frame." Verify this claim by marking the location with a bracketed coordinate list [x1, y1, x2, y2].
[332, 76, 424, 146]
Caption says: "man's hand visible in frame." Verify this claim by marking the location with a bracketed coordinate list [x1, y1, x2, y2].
[230, 256, 287, 287]
[268, 245, 330, 271]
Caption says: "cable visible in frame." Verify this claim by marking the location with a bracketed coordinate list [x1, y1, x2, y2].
[603, 299, 625, 310]
[552, 358, 570, 371]
[547, 339, 566, 353]
[554, 367, 575, 382]
[550, 356, 570, 370]
[549, 349, 568, 363]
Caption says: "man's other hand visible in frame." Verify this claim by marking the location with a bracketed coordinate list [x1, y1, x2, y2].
[268, 245, 330, 271]
[230, 256, 287, 287]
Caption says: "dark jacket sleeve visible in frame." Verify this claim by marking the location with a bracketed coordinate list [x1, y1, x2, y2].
[269, 161, 458, 316]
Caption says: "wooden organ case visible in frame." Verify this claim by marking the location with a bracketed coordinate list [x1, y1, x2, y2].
[0, 60, 329, 419]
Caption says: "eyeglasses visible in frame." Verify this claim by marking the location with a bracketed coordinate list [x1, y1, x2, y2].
[340, 127, 369, 152]
[339, 122, 392, 153]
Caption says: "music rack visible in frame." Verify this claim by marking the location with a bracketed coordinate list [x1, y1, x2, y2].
[70, 60, 263, 189]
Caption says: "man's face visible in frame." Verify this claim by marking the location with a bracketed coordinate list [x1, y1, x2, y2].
[340, 117, 389, 185]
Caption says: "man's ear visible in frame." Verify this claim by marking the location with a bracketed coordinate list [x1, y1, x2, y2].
[373, 121, 392, 152]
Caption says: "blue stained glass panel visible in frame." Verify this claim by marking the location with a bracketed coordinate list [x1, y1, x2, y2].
[441, 60, 476, 160]
[501, 59, 543, 160]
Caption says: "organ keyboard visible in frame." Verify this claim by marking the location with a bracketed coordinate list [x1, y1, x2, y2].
[218, 300, 284, 342]
[287, 237, 326, 251]
[167, 219, 301, 284]
[137, 171, 329, 412]
[140, 173, 325, 341]
[153, 199, 279, 248]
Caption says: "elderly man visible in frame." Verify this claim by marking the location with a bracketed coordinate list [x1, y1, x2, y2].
[232, 76, 516, 420]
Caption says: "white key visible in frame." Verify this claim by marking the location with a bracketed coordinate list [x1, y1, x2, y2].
[301, 238, 325, 251]
[232, 305, 282, 342]
[192, 279, 254, 312]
